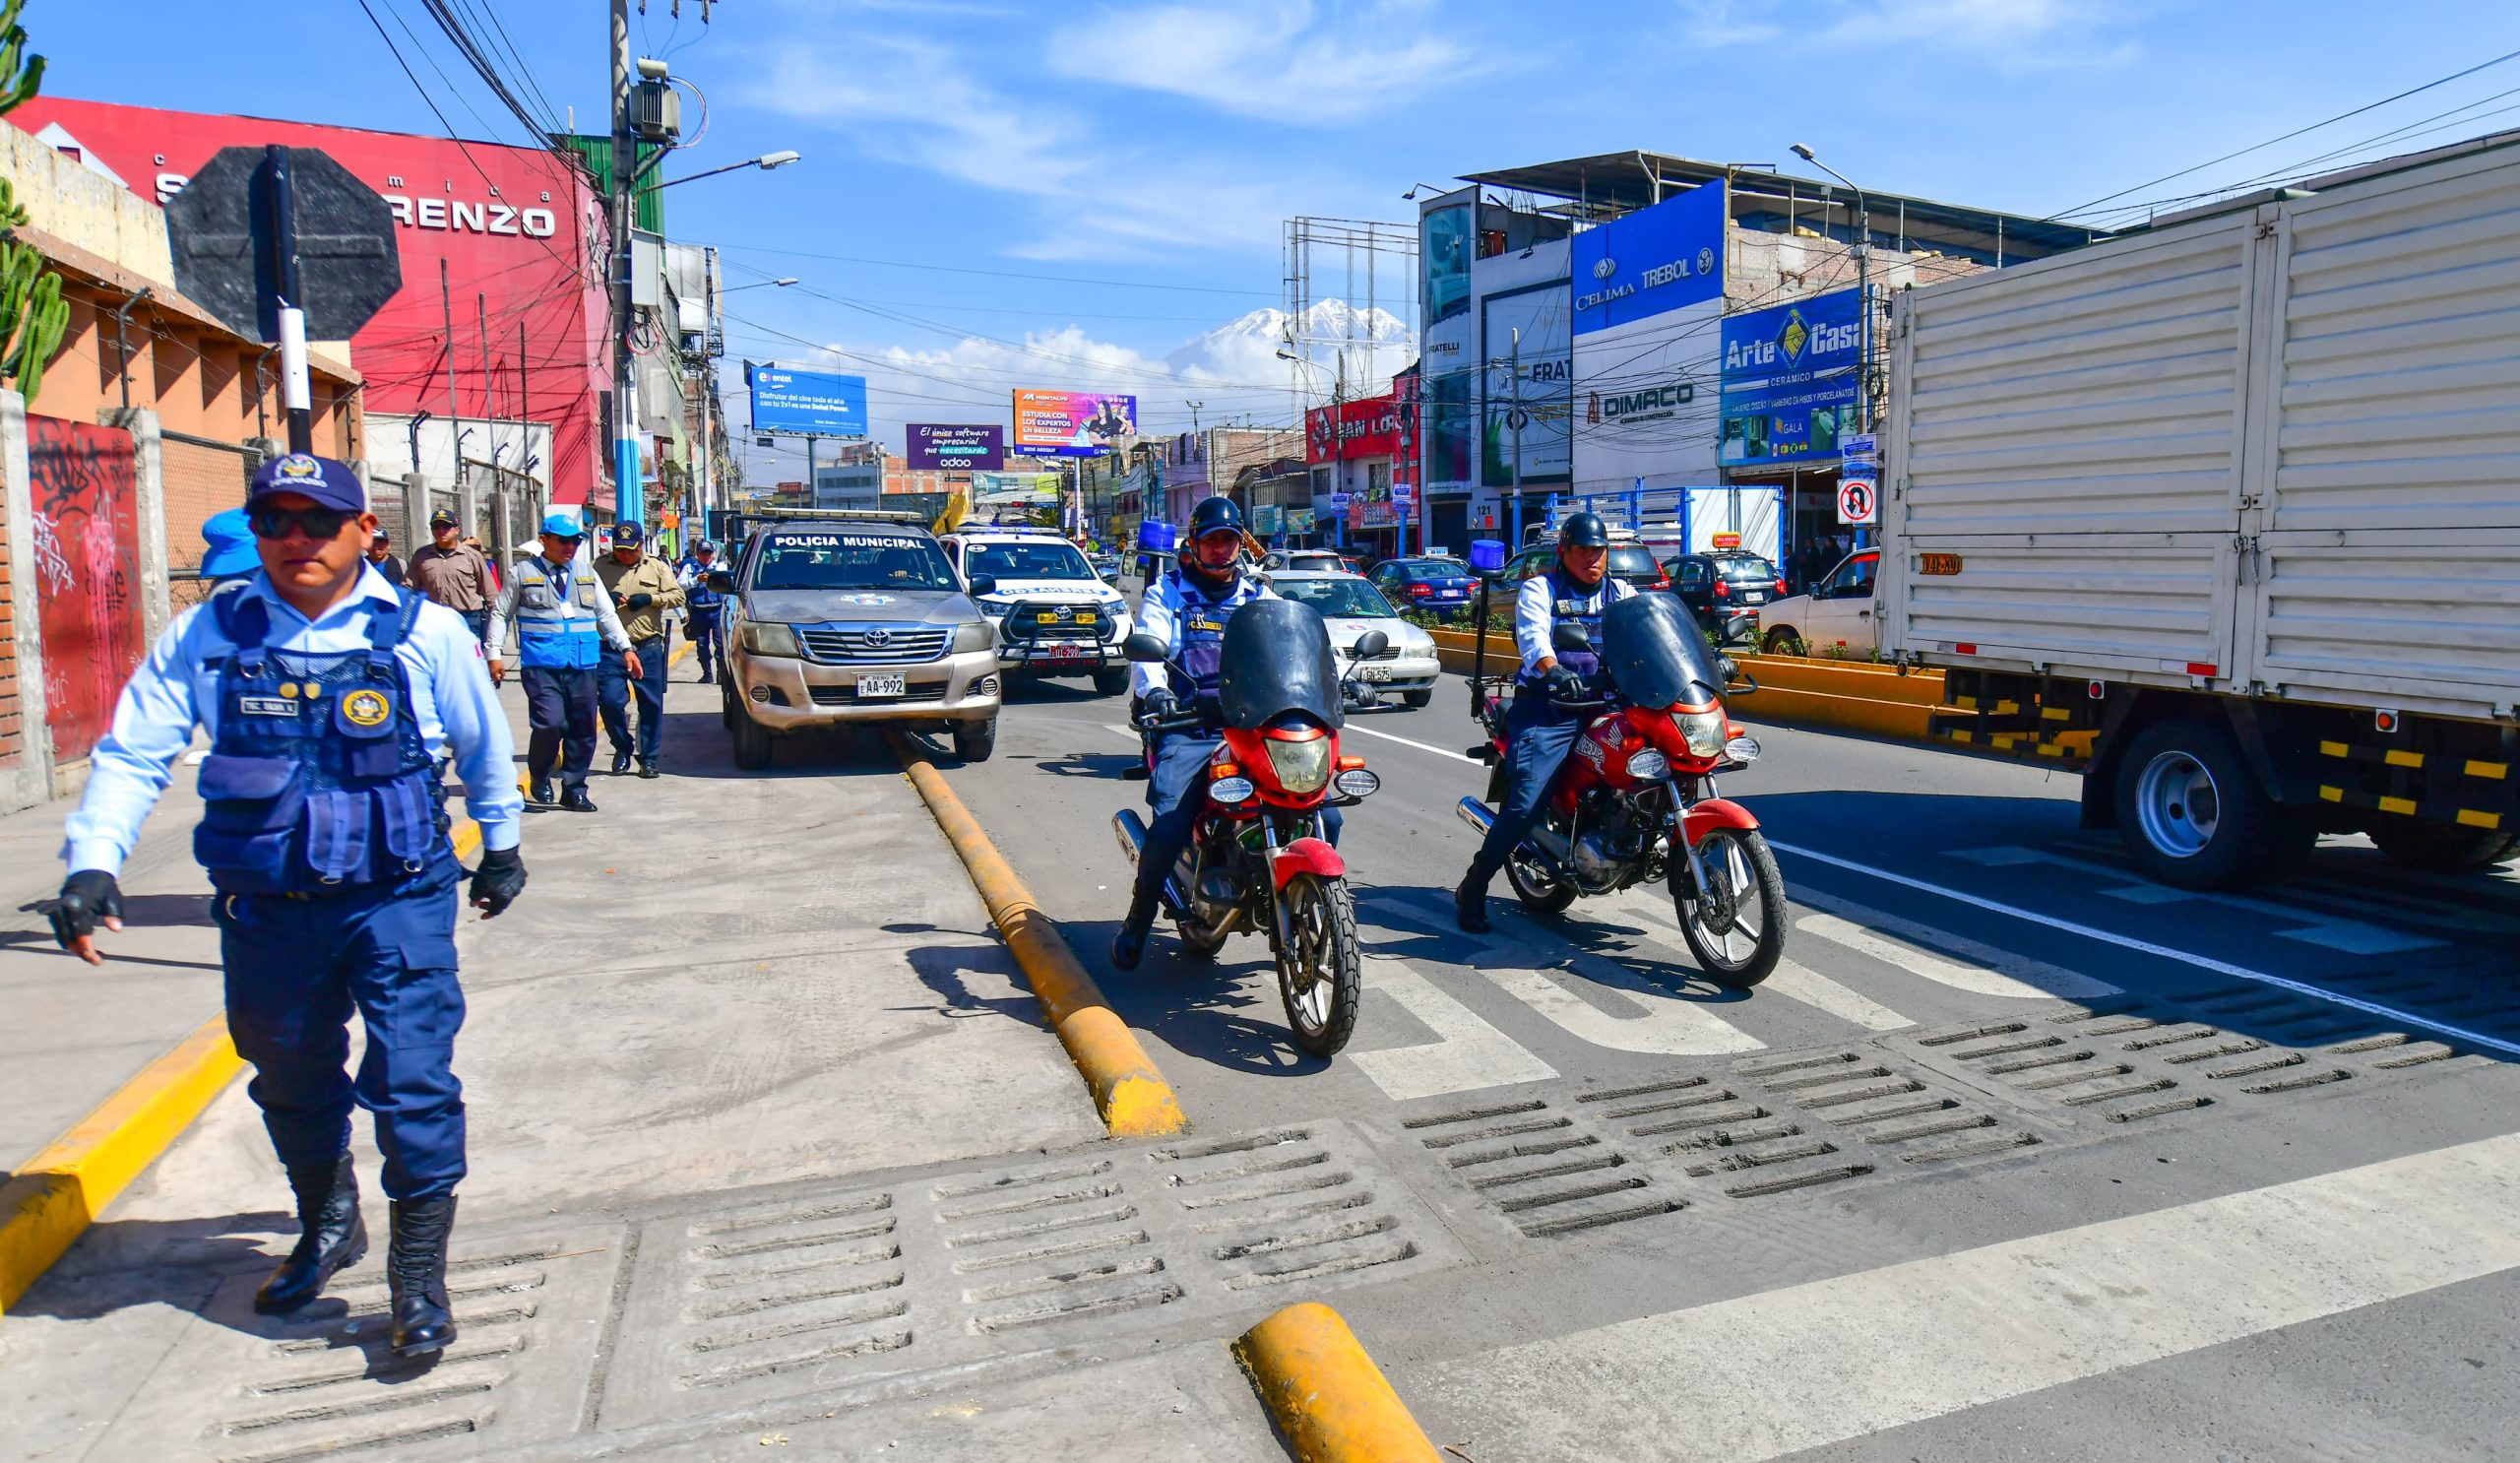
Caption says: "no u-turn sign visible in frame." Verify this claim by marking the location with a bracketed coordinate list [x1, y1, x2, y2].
[1838, 472, 1878, 526]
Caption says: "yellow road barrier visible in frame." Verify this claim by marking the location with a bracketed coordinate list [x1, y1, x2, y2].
[1232, 1303, 1440, 1463]
[889, 735, 1188, 1137]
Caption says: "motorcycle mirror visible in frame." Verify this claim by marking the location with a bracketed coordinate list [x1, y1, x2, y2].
[967, 574, 998, 597]
[1552, 623, 1594, 653]
[1718, 655, 1740, 682]
[1353, 630, 1390, 661]
[1122, 631, 1170, 664]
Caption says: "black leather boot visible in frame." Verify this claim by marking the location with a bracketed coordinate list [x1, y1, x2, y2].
[386, 1195, 459, 1357]
[253, 1153, 366, 1314]
[1109, 894, 1157, 971]
[1455, 871, 1492, 934]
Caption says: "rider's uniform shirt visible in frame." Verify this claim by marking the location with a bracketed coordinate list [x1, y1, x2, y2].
[1131, 567, 1277, 703]
[1512, 568, 1634, 683]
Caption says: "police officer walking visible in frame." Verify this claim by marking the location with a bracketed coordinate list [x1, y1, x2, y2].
[50, 452, 528, 1358]
[1455, 512, 1635, 933]
[408, 509, 498, 644]
[1112, 495, 1343, 969]
[486, 512, 637, 810]
[676, 540, 727, 684]
[593, 522, 682, 778]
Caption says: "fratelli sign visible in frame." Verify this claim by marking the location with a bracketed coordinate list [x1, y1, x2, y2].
[1720, 287, 1862, 467]
[1570, 181, 1727, 335]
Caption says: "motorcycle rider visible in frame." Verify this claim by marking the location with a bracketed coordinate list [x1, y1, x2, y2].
[1112, 495, 1342, 970]
[1456, 511, 1636, 933]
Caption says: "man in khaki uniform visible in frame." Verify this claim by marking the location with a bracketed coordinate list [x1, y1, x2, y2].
[594, 522, 683, 778]
[407, 510, 498, 643]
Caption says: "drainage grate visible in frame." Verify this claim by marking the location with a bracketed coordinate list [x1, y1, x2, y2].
[1408, 1096, 1683, 1237]
[1719, 1047, 2037, 1191]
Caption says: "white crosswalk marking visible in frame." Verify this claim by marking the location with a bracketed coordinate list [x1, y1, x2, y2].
[1349, 954, 1557, 1101]
[1595, 888, 1911, 1029]
[1481, 954, 1767, 1055]
[1418, 1132, 2520, 1462]
[1793, 888, 2120, 999]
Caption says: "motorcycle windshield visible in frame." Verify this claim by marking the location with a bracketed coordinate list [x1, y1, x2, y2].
[1217, 598, 1345, 731]
[1602, 593, 1728, 710]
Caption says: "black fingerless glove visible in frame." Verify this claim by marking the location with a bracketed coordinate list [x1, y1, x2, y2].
[469, 846, 528, 917]
[51, 869, 122, 949]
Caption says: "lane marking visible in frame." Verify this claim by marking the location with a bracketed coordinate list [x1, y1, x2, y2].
[1794, 907, 2119, 1001]
[1770, 840, 2520, 1058]
[1594, 888, 1912, 1031]
[1419, 1131, 2520, 1461]
[1344, 723, 1482, 765]
[1350, 955, 1556, 1102]
[1952, 844, 2447, 953]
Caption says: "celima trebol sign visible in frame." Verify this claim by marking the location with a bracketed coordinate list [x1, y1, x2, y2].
[1570, 181, 1728, 335]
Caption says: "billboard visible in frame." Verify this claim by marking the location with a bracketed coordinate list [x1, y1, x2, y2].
[1720, 288, 1861, 467]
[1569, 182, 1728, 493]
[1013, 390, 1138, 457]
[751, 366, 869, 437]
[1422, 201, 1474, 324]
[906, 423, 1005, 471]
[1570, 181, 1728, 335]
[1480, 282, 1572, 484]
[14, 97, 608, 504]
[1305, 393, 1405, 464]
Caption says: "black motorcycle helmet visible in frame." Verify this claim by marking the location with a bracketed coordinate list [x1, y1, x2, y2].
[1182, 494, 1246, 593]
[1557, 512, 1611, 548]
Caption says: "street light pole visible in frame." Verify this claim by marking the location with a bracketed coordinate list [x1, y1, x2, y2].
[1791, 143, 1872, 432]
[608, 2, 640, 530]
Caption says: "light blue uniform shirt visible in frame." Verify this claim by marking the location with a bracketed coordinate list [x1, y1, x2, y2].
[1513, 570, 1635, 677]
[1130, 568, 1277, 700]
[63, 566, 524, 875]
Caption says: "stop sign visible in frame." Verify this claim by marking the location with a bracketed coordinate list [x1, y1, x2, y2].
[164, 146, 403, 343]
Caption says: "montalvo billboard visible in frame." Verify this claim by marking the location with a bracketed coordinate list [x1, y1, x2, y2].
[1012, 390, 1138, 457]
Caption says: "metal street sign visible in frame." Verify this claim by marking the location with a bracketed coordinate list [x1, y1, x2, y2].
[1838, 473, 1879, 526]
[164, 145, 402, 343]
[1842, 431, 1879, 463]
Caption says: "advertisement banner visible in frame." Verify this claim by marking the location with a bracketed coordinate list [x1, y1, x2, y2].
[906, 423, 1006, 471]
[1305, 394, 1404, 464]
[1720, 288, 1861, 467]
[1426, 370, 1476, 489]
[751, 367, 869, 437]
[1422, 202, 1473, 324]
[1012, 390, 1138, 457]
[1480, 284, 1572, 484]
[1570, 181, 1727, 336]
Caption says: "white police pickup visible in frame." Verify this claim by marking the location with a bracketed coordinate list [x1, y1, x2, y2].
[941, 527, 1135, 695]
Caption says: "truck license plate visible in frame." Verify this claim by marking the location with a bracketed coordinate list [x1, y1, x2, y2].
[856, 673, 906, 698]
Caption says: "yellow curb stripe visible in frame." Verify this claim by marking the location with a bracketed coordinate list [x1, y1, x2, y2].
[1231, 1303, 1440, 1463]
[888, 734, 1187, 1138]
[0, 812, 485, 1313]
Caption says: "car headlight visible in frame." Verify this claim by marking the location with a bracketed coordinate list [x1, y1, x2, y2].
[954, 621, 994, 654]
[740, 621, 800, 658]
[1625, 747, 1670, 780]
[1266, 736, 1332, 795]
[1676, 707, 1728, 758]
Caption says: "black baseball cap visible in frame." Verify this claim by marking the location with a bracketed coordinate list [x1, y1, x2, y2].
[429, 509, 460, 529]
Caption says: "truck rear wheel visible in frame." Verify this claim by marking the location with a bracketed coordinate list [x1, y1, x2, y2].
[2113, 718, 2309, 889]
[2364, 816, 2520, 872]
[1761, 627, 1804, 657]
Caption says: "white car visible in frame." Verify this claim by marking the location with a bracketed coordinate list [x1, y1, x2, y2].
[1757, 548, 1880, 658]
[942, 527, 1135, 694]
[1264, 570, 1443, 708]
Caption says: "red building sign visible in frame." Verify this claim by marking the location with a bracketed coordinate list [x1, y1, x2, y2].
[1304, 392, 1404, 464]
[15, 97, 609, 504]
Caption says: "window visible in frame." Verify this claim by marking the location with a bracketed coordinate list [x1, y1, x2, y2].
[1274, 578, 1398, 618]
[1678, 560, 1708, 589]
[752, 532, 958, 592]
[1367, 461, 1392, 495]
[1826, 553, 1877, 598]
[966, 541, 1095, 582]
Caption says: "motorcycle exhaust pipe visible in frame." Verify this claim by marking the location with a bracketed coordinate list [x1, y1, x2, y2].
[1111, 809, 1148, 865]
[1456, 796, 1496, 835]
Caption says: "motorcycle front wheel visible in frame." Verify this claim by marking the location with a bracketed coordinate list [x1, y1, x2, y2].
[1672, 827, 1785, 988]
[1276, 872, 1362, 1058]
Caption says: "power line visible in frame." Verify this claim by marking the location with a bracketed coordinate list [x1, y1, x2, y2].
[717, 243, 1281, 297]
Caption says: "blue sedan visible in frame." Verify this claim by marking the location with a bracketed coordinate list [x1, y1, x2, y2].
[1368, 557, 1480, 621]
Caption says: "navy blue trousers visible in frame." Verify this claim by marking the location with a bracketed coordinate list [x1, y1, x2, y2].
[598, 638, 669, 761]
[218, 861, 467, 1201]
[522, 665, 598, 791]
[1130, 731, 1342, 917]
[686, 612, 724, 681]
[1468, 691, 1579, 891]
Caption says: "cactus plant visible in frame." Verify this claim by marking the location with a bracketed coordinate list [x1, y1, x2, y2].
[0, 0, 43, 117]
[0, 4, 61, 406]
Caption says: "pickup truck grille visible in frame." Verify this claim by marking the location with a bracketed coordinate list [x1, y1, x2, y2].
[797, 625, 952, 664]
[807, 682, 950, 706]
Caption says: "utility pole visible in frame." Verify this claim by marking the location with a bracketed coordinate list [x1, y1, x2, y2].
[439, 259, 472, 537]
[477, 291, 500, 553]
[609, 0, 639, 529]
[1508, 327, 1525, 550]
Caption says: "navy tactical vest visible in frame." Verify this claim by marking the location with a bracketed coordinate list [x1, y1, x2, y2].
[193, 589, 448, 894]
[1164, 569, 1267, 704]
[1537, 567, 1610, 684]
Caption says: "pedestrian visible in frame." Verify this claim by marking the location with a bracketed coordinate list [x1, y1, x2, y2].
[675, 539, 727, 684]
[365, 529, 406, 587]
[200, 505, 261, 592]
[407, 510, 497, 644]
[485, 512, 637, 811]
[49, 451, 528, 1358]
[593, 522, 682, 778]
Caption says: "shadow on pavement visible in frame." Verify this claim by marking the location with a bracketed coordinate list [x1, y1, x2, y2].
[1056, 914, 1329, 1079]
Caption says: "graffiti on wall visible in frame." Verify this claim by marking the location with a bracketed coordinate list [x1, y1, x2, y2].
[29, 416, 145, 765]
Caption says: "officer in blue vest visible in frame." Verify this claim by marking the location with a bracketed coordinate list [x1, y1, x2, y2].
[1456, 511, 1635, 932]
[50, 452, 527, 1358]
[676, 540, 727, 684]
[484, 512, 636, 811]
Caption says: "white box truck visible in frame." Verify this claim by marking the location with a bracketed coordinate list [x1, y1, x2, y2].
[1878, 132, 2520, 888]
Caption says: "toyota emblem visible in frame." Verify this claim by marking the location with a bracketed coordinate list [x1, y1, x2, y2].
[862, 627, 892, 648]
[1592, 256, 1617, 280]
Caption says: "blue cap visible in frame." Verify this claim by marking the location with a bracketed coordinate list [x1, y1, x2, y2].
[201, 507, 260, 578]
[609, 521, 645, 545]
[248, 453, 364, 512]
[538, 510, 585, 538]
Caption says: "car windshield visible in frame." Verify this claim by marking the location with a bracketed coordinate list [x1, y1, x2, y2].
[1274, 577, 1399, 618]
[1606, 546, 1662, 578]
[1718, 556, 1780, 581]
[1397, 559, 1463, 580]
[751, 531, 959, 592]
[967, 541, 1094, 582]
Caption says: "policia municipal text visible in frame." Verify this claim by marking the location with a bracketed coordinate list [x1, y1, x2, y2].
[50, 453, 529, 1359]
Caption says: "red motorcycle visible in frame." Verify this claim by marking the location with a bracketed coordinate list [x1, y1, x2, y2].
[1111, 600, 1385, 1057]
[1458, 593, 1785, 986]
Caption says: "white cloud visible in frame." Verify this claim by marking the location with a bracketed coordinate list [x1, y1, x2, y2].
[1045, 0, 1474, 124]
[1678, 0, 2139, 70]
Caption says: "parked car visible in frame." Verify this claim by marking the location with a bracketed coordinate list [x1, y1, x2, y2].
[1273, 549, 1349, 574]
[1265, 570, 1443, 708]
[1756, 548, 1879, 657]
[1500, 540, 1672, 595]
[718, 515, 1002, 766]
[1366, 556, 1480, 620]
[941, 526, 1134, 695]
[1662, 550, 1788, 646]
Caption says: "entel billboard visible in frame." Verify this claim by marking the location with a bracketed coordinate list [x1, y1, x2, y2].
[14, 97, 609, 504]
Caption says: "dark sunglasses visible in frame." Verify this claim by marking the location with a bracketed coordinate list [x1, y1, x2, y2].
[249, 505, 356, 541]
[544, 534, 585, 548]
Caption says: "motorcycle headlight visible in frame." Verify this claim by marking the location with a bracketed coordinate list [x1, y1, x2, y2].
[1625, 747, 1670, 781]
[1266, 736, 1333, 795]
[1676, 707, 1728, 759]
[954, 620, 995, 654]
[740, 621, 800, 658]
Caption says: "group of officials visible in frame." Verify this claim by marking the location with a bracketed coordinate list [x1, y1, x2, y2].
[45, 453, 733, 1360]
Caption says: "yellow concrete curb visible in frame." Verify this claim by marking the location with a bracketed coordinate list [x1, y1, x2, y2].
[0, 812, 485, 1313]
[1231, 1302, 1441, 1462]
[888, 734, 1188, 1138]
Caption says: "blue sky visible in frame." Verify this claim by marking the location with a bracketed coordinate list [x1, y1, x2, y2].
[31, 0, 2520, 477]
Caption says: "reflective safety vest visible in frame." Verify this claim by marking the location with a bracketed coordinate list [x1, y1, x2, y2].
[195, 589, 447, 894]
[1162, 569, 1268, 703]
[1538, 568, 1611, 685]
[511, 556, 605, 670]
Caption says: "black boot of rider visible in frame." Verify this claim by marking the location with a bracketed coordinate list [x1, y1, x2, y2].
[253, 1152, 367, 1314]
[386, 1195, 460, 1358]
[1109, 895, 1157, 971]
[1455, 871, 1492, 934]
